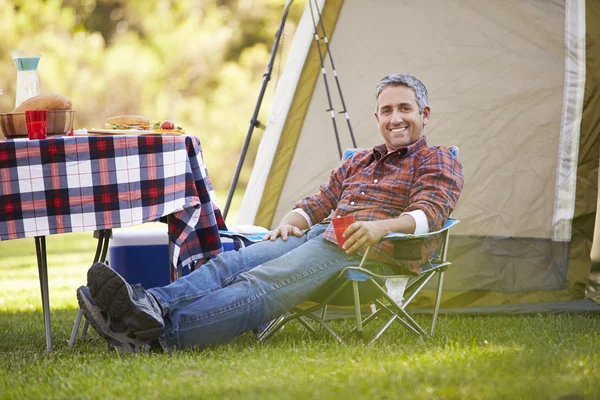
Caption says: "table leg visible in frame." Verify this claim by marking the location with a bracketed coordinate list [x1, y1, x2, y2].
[91, 229, 112, 263]
[35, 236, 52, 351]
[166, 215, 178, 281]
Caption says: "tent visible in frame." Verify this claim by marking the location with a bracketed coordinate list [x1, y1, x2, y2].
[237, 0, 600, 313]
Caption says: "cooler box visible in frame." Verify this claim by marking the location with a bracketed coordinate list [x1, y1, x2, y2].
[108, 225, 267, 289]
[109, 228, 172, 289]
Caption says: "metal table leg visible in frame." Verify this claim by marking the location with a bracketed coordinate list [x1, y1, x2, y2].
[167, 215, 178, 282]
[35, 236, 52, 351]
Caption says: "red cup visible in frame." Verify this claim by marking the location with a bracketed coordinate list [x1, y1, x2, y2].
[25, 109, 48, 140]
[332, 215, 356, 248]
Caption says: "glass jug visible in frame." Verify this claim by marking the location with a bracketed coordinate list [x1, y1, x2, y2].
[11, 50, 41, 109]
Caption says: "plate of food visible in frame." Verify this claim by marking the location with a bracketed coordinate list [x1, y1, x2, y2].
[87, 115, 185, 136]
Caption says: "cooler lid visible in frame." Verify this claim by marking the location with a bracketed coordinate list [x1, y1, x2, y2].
[110, 228, 168, 246]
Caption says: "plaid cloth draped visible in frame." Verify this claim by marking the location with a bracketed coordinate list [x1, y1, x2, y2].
[0, 135, 227, 275]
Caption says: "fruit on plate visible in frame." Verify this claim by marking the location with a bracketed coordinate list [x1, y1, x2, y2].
[152, 120, 184, 133]
[13, 93, 72, 113]
[160, 120, 175, 130]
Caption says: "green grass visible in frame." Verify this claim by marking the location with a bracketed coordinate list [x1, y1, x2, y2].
[1, 232, 600, 399]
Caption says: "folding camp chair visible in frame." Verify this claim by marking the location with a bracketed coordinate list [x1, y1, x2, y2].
[257, 146, 460, 345]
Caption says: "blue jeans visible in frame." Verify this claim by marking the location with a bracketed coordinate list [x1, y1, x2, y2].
[148, 224, 368, 350]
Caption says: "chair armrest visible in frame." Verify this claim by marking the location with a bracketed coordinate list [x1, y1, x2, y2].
[379, 218, 460, 242]
[219, 230, 265, 243]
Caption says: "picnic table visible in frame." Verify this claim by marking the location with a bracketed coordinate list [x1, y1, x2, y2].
[0, 134, 226, 350]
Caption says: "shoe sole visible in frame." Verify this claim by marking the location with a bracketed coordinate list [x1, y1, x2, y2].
[77, 286, 150, 353]
[87, 263, 163, 340]
[76, 286, 122, 350]
[77, 287, 111, 336]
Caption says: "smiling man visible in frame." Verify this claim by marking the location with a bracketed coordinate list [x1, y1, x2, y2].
[376, 83, 430, 150]
[79, 73, 464, 352]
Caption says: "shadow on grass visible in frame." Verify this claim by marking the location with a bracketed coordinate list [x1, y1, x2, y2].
[0, 307, 439, 354]
[3, 308, 600, 354]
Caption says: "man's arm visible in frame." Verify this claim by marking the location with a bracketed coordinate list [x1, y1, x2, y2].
[342, 147, 463, 254]
[340, 214, 416, 254]
[262, 210, 311, 241]
[263, 154, 353, 242]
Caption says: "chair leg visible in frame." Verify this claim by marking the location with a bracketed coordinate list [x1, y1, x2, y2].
[368, 315, 398, 345]
[347, 307, 384, 336]
[297, 316, 318, 333]
[258, 314, 292, 342]
[368, 279, 428, 337]
[68, 309, 84, 347]
[374, 299, 421, 337]
[297, 312, 345, 344]
[352, 281, 363, 339]
[320, 305, 328, 322]
[430, 270, 445, 336]
[70, 229, 111, 348]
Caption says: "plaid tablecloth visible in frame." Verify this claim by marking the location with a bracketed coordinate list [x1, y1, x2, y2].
[0, 135, 227, 276]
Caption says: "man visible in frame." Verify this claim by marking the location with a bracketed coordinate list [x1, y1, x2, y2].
[78, 73, 464, 352]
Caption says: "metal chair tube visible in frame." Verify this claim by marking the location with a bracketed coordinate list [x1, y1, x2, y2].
[430, 270, 445, 336]
[352, 281, 363, 338]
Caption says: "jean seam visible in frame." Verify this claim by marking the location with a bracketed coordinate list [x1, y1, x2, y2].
[151, 265, 256, 313]
[176, 253, 358, 327]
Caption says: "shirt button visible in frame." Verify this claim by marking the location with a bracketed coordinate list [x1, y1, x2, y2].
[374, 179, 378, 183]
[350, 201, 355, 205]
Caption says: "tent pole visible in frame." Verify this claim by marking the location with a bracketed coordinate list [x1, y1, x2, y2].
[311, 0, 357, 148]
[308, 0, 343, 159]
[223, 0, 294, 221]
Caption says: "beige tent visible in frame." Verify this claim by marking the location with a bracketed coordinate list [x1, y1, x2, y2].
[237, 0, 600, 312]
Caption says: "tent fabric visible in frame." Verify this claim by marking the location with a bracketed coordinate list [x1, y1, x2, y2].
[239, 0, 600, 312]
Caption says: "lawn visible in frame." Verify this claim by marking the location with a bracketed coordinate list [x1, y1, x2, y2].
[1, 229, 600, 399]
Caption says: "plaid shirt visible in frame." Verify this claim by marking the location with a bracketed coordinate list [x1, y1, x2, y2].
[295, 136, 464, 272]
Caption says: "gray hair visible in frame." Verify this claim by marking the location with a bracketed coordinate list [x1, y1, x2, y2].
[375, 74, 429, 113]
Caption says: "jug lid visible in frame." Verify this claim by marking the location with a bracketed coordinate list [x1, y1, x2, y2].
[11, 50, 40, 71]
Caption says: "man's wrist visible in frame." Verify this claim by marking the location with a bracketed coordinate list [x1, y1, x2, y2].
[289, 208, 312, 228]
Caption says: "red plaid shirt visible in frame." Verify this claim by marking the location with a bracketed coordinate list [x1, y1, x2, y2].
[295, 136, 464, 272]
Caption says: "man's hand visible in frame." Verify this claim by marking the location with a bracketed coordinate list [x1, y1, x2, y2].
[341, 221, 388, 254]
[262, 224, 304, 241]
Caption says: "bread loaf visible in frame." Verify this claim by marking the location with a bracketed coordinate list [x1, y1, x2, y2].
[13, 93, 72, 113]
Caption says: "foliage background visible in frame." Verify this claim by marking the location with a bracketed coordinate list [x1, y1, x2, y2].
[0, 0, 305, 193]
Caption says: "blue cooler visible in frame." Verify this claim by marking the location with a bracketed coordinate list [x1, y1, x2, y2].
[108, 225, 267, 289]
[109, 228, 171, 289]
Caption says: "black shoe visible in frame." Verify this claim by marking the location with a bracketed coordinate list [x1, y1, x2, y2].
[76, 286, 151, 353]
[87, 262, 164, 341]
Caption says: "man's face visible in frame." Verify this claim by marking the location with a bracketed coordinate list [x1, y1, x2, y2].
[374, 85, 430, 152]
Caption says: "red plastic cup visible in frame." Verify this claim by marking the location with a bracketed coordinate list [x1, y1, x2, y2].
[25, 109, 48, 140]
[332, 215, 356, 248]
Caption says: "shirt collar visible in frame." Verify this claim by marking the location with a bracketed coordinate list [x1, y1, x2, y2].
[373, 136, 428, 159]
